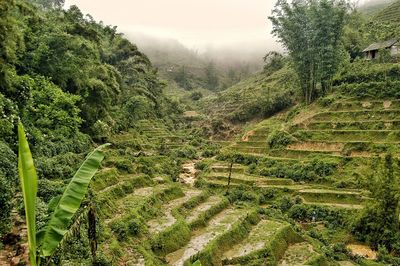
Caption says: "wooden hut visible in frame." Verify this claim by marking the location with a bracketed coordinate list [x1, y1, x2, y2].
[363, 39, 399, 60]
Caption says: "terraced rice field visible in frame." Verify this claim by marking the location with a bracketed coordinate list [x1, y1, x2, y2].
[166, 208, 248, 266]
[222, 220, 286, 262]
[185, 195, 224, 223]
[90, 99, 389, 265]
[278, 242, 318, 265]
[147, 189, 202, 234]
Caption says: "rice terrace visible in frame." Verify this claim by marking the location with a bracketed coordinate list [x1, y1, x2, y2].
[1, 0, 400, 265]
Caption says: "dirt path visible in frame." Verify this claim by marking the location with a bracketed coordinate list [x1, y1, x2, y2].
[0, 211, 29, 266]
[179, 161, 198, 186]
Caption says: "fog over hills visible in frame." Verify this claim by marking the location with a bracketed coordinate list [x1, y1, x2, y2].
[126, 32, 274, 75]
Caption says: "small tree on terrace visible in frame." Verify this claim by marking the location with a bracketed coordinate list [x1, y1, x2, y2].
[352, 154, 400, 253]
[269, 0, 348, 104]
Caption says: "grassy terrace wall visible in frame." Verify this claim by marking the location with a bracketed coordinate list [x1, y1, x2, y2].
[222, 224, 304, 266]
[186, 210, 260, 266]
[150, 193, 229, 256]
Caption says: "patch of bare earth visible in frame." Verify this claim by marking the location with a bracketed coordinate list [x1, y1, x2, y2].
[347, 244, 377, 260]
[0, 211, 29, 266]
[362, 101, 372, 108]
[241, 130, 255, 142]
[183, 111, 199, 118]
[383, 101, 392, 109]
[350, 151, 375, 158]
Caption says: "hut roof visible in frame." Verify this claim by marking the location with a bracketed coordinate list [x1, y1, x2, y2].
[363, 39, 398, 52]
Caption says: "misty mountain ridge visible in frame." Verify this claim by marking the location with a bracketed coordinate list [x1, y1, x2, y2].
[127, 33, 266, 70]
[359, 0, 396, 15]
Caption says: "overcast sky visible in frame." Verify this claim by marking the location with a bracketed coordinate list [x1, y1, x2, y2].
[64, 0, 369, 57]
[64, 0, 282, 53]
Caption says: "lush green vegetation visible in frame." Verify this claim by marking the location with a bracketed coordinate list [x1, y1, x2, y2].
[2, 0, 400, 265]
[270, 0, 347, 103]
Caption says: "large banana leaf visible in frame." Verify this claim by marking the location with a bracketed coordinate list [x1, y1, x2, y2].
[18, 122, 38, 266]
[39, 144, 109, 257]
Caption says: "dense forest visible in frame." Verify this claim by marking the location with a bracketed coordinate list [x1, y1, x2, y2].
[1, 0, 400, 265]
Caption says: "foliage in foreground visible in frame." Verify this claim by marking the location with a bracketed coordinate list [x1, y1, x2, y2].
[18, 122, 107, 264]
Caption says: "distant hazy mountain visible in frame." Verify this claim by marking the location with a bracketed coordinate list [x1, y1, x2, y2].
[125, 32, 266, 91]
[359, 0, 396, 16]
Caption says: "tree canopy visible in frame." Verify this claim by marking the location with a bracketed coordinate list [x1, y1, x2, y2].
[269, 0, 348, 103]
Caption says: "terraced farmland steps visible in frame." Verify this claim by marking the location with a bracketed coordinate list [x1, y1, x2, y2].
[165, 208, 249, 266]
[203, 162, 366, 209]
[278, 242, 321, 266]
[147, 189, 202, 234]
[222, 219, 288, 265]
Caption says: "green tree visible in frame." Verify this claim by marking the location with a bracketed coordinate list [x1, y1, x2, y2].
[0, 0, 24, 95]
[263, 51, 284, 74]
[269, 0, 348, 103]
[29, 0, 65, 9]
[174, 65, 192, 90]
[205, 61, 219, 90]
[352, 154, 400, 253]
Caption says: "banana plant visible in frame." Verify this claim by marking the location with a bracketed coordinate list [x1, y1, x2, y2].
[18, 122, 109, 265]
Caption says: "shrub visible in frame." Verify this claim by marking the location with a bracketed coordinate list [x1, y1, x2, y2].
[267, 130, 294, 149]
[288, 204, 350, 228]
[150, 220, 191, 255]
[190, 91, 203, 101]
[36, 152, 83, 179]
[195, 161, 208, 170]
[38, 179, 65, 202]
[0, 142, 16, 237]
[260, 158, 337, 182]
[0, 141, 17, 182]
[172, 145, 197, 159]
[0, 175, 12, 237]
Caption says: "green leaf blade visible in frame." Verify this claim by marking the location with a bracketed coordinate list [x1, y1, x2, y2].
[40, 144, 108, 257]
[18, 122, 38, 266]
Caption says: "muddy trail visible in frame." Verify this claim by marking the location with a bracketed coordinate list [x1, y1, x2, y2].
[178, 161, 198, 186]
[0, 211, 29, 266]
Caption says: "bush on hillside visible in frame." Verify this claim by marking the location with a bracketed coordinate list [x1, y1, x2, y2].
[172, 145, 197, 159]
[190, 91, 203, 101]
[267, 130, 295, 149]
[333, 62, 400, 86]
[36, 152, 83, 180]
[336, 81, 400, 99]
[260, 158, 338, 182]
[216, 152, 259, 165]
[38, 179, 65, 203]
[288, 204, 350, 228]
[229, 92, 293, 123]
[352, 155, 400, 254]
[0, 175, 12, 237]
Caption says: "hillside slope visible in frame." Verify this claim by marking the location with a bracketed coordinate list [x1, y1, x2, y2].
[359, 0, 395, 16]
[200, 66, 297, 123]
[375, 0, 400, 23]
